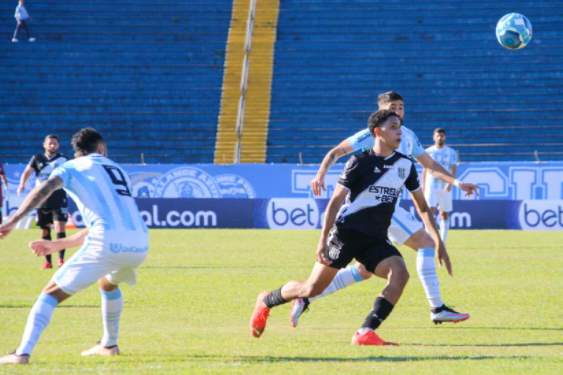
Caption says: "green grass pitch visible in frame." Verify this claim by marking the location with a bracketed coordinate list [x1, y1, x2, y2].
[0, 229, 562, 374]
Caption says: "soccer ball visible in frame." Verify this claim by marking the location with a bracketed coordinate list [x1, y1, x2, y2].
[495, 13, 533, 50]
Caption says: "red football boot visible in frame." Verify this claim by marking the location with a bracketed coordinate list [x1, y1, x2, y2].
[351, 329, 398, 346]
[250, 292, 271, 338]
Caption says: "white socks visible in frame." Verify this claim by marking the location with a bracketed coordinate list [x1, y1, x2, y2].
[311, 264, 365, 301]
[100, 288, 123, 347]
[14, 288, 124, 355]
[16, 293, 59, 355]
[439, 216, 449, 242]
[416, 248, 443, 308]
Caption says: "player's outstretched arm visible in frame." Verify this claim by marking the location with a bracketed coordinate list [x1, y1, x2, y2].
[316, 184, 348, 265]
[16, 165, 34, 195]
[416, 153, 477, 196]
[0, 176, 64, 238]
[421, 167, 427, 193]
[310, 140, 354, 196]
[29, 228, 89, 256]
[446, 164, 458, 192]
[410, 188, 453, 276]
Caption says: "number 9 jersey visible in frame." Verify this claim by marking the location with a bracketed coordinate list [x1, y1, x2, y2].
[49, 153, 148, 236]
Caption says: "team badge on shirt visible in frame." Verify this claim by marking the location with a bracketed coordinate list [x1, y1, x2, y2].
[328, 246, 341, 260]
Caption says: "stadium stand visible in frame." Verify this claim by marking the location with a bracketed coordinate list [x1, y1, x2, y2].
[268, 0, 563, 162]
[0, 0, 232, 163]
[1, 1, 561, 164]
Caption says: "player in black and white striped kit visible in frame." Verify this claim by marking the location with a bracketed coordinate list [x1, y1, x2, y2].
[250, 110, 451, 345]
[17, 135, 69, 269]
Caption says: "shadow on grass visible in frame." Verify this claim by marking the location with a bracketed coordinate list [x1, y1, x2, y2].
[434, 326, 563, 332]
[222, 354, 532, 364]
[125, 353, 531, 364]
[0, 304, 98, 309]
[143, 265, 268, 270]
[405, 342, 563, 348]
[80, 353, 536, 367]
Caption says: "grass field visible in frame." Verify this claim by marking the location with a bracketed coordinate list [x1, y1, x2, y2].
[0, 229, 562, 374]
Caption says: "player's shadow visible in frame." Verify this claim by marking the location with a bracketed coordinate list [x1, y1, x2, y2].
[405, 342, 563, 348]
[433, 325, 563, 332]
[232, 354, 530, 364]
[0, 304, 98, 309]
[144, 265, 266, 270]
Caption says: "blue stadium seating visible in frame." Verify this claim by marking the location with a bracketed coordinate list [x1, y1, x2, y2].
[268, 0, 563, 162]
[0, 0, 232, 163]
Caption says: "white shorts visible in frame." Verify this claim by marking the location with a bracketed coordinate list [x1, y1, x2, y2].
[53, 232, 149, 295]
[388, 205, 423, 245]
[424, 188, 453, 212]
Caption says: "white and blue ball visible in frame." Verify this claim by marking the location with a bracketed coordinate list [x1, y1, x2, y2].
[495, 13, 533, 50]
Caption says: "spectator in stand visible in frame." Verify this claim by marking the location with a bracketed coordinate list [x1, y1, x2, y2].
[12, 0, 36, 43]
[0, 162, 8, 224]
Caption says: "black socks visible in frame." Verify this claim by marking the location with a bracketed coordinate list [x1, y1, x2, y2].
[361, 297, 394, 330]
[42, 234, 52, 264]
[56, 232, 66, 260]
[263, 287, 288, 308]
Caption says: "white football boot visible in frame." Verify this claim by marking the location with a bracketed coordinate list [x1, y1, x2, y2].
[431, 304, 470, 324]
[0, 352, 29, 365]
[289, 298, 310, 327]
[81, 344, 120, 357]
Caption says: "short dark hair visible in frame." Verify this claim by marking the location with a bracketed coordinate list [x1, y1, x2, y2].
[434, 128, 446, 134]
[368, 110, 401, 136]
[377, 91, 404, 106]
[44, 134, 59, 142]
[71, 128, 104, 155]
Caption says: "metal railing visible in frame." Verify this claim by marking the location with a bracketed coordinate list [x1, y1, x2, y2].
[233, 0, 257, 163]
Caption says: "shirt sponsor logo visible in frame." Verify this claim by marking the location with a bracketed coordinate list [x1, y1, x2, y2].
[369, 186, 401, 203]
[109, 243, 148, 254]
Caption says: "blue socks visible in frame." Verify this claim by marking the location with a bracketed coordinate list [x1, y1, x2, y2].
[16, 293, 59, 355]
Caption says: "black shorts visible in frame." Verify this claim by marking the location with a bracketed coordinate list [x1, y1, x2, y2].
[325, 226, 402, 272]
[44, 189, 67, 209]
[37, 207, 68, 229]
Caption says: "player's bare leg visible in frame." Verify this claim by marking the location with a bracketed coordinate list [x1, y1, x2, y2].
[252, 263, 337, 338]
[290, 262, 370, 326]
[291, 228, 469, 326]
[352, 256, 408, 346]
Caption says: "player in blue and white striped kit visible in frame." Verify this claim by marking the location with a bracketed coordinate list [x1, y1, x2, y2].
[293, 91, 476, 326]
[423, 128, 459, 242]
[0, 128, 148, 365]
